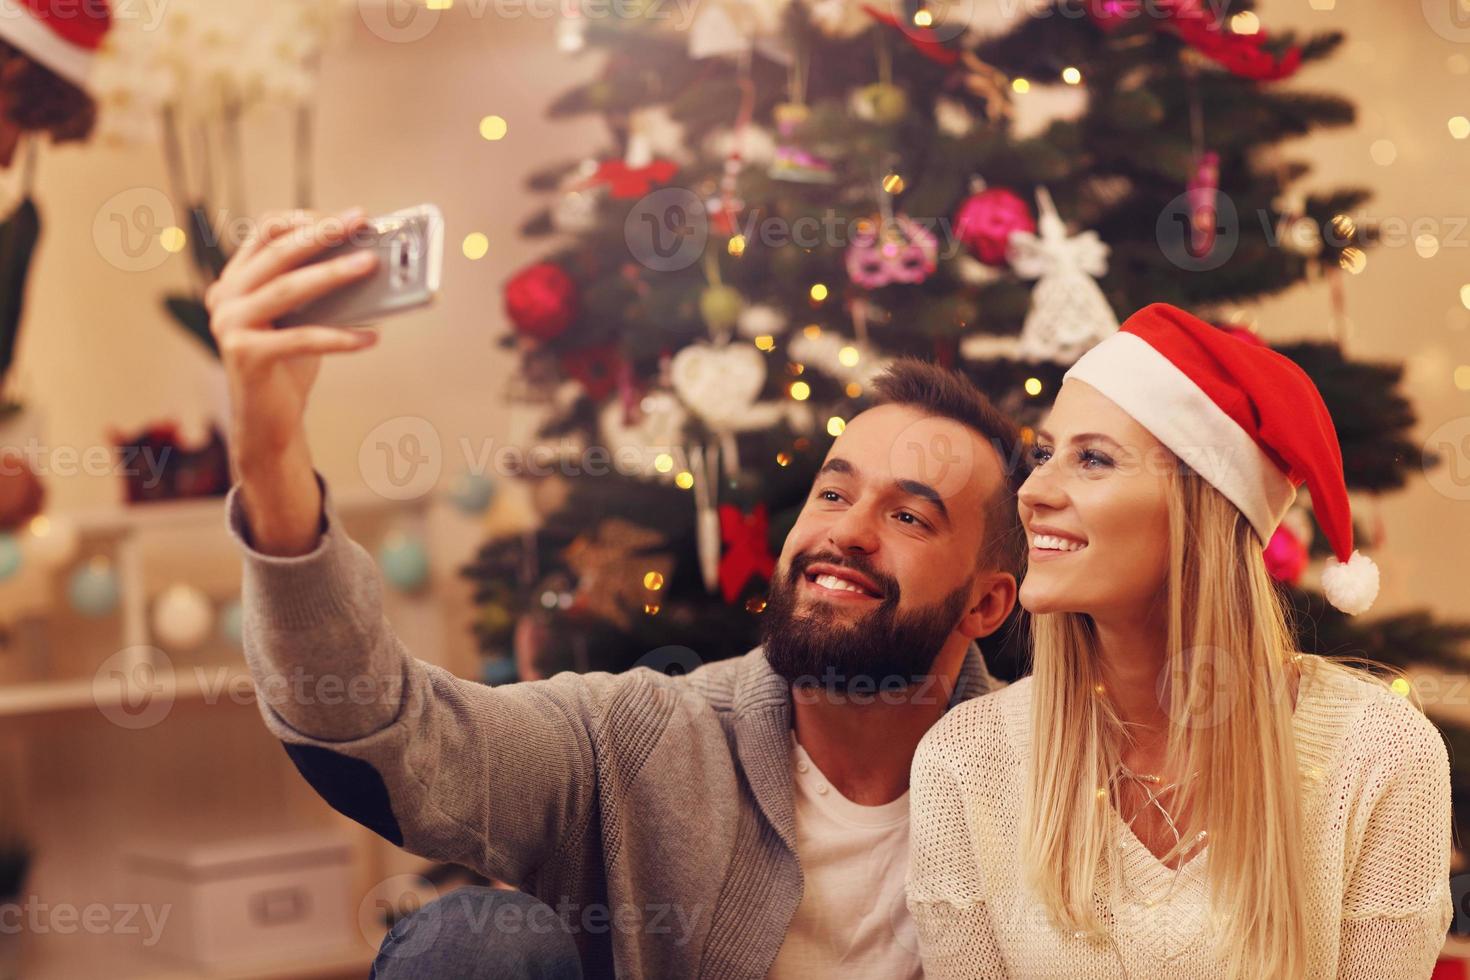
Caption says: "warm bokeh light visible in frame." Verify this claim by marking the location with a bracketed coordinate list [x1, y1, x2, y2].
[1230, 11, 1259, 34]
[478, 114, 507, 140]
[462, 233, 489, 260]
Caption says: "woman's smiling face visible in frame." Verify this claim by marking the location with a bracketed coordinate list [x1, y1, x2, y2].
[1017, 379, 1176, 618]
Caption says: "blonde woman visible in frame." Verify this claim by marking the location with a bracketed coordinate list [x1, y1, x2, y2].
[907, 304, 1452, 978]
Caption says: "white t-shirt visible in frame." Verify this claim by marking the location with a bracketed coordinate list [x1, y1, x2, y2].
[768, 733, 922, 980]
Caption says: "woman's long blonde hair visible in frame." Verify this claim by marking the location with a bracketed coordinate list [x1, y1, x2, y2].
[1021, 463, 1329, 978]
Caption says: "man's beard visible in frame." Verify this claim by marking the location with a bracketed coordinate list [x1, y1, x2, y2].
[760, 550, 971, 693]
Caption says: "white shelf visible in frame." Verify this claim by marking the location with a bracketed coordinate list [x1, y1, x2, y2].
[0, 664, 254, 721]
[68, 485, 428, 535]
[23, 939, 376, 980]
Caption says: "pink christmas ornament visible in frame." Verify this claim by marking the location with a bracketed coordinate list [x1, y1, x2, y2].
[954, 188, 1036, 266]
[1263, 523, 1308, 585]
[1187, 151, 1220, 257]
[845, 216, 938, 288]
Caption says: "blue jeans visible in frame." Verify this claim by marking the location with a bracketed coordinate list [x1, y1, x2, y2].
[370, 887, 583, 980]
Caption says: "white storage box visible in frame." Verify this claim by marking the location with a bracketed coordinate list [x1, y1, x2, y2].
[122, 828, 356, 969]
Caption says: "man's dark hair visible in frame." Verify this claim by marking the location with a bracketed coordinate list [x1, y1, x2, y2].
[870, 358, 1027, 579]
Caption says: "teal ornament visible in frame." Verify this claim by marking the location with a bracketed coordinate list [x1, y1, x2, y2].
[378, 532, 429, 593]
[219, 598, 243, 649]
[481, 656, 518, 686]
[69, 560, 120, 617]
[448, 472, 497, 514]
[0, 533, 20, 581]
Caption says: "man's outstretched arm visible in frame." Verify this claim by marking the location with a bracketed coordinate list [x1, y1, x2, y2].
[208, 207, 610, 885]
[228, 467, 613, 885]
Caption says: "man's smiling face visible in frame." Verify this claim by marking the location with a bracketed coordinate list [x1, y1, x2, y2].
[761, 402, 1008, 690]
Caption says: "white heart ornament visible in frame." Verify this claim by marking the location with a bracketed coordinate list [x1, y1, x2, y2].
[599, 393, 689, 481]
[671, 343, 767, 427]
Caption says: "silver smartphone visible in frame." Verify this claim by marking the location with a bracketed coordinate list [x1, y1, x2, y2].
[275, 204, 444, 328]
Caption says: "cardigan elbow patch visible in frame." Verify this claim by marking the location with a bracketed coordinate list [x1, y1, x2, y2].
[281, 742, 405, 846]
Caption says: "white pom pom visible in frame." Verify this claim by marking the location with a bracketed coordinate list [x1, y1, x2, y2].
[1321, 550, 1380, 616]
[736, 304, 789, 340]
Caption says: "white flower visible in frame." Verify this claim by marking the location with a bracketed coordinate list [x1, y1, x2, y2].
[935, 96, 974, 137]
[736, 304, 790, 339]
[802, 0, 871, 38]
[720, 0, 792, 38]
[95, 0, 342, 139]
[1009, 82, 1089, 141]
[703, 124, 778, 167]
[628, 106, 689, 164]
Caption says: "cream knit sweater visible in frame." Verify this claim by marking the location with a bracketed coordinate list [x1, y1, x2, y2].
[906, 655, 1453, 979]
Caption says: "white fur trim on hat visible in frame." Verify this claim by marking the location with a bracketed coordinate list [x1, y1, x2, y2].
[1064, 331, 1298, 544]
[0, 0, 98, 91]
[1321, 550, 1379, 616]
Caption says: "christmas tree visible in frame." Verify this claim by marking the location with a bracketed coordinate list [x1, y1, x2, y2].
[462, 0, 1470, 858]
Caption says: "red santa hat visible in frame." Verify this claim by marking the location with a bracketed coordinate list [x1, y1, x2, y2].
[1064, 302, 1380, 615]
[0, 0, 111, 93]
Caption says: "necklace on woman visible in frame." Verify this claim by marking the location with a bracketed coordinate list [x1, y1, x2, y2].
[1110, 765, 1208, 899]
[1103, 766, 1212, 977]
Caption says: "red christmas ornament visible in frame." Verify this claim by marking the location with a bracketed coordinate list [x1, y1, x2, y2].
[1263, 523, 1308, 585]
[0, 449, 43, 529]
[559, 344, 622, 401]
[718, 502, 776, 604]
[504, 262, 578, 341]
[954, 188, 1036, 266]
[1087, 0, 1300, 81]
